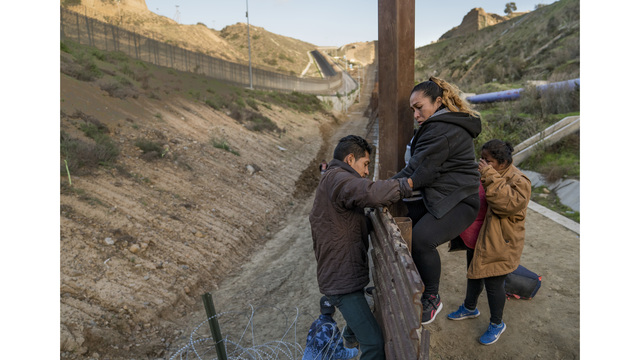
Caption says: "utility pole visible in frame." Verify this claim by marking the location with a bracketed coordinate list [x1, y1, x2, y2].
[174, 5, 180, 24]
[246, 0, 254, 89]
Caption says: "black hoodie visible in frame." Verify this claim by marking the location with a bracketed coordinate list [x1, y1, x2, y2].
[392, 109, 482, 218]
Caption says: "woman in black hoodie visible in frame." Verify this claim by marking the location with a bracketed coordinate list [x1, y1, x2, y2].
[392, 76, 482, 325]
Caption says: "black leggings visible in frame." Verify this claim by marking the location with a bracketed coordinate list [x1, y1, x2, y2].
[407, 194, 479, 295]
[464, 249, 507, 324]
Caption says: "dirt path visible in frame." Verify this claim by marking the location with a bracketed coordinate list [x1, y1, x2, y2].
[167, 65, 376, 357]
[168, 65, 580, 359]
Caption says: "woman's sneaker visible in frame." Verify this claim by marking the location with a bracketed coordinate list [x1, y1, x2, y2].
[479, 322, 506, 345]
[447, 304, 480, 320]
[421, 294, 442, 325]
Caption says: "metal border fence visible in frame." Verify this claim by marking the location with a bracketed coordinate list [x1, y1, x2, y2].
[60, 7, 343, 95]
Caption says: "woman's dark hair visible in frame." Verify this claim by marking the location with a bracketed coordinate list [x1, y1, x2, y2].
[333, 135, 372, 161]
[482, 139, 514, 166]
[412, 80, 444, 103]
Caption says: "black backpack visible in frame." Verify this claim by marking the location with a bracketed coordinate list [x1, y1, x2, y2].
[505, 265, 542, 299]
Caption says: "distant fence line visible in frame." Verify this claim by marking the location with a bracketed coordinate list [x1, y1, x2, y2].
[59, 6, 343, 95]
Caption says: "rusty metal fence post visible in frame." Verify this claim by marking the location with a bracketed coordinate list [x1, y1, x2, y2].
[368, 207, 430, 359]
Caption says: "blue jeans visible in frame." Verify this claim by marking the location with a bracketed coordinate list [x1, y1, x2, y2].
[327, 290, 385, 360]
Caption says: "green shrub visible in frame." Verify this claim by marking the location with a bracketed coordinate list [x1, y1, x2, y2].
[134, 139, 165, 160]
[188, 90, 201, 100]
[246, 98, 259, 111]
[61, 130, 119, 174]
[98, 79, 138, 99]
[210, 137, 240, 156]
[61, 41, 71, 54]
[278, 53, 294, 63]
[234, 96, 246, 107]
[119, 63, 134, 78]
[205, 94, 226, 110]
[90, 49, 105, 61]
[62, 0, 81, 7]
[227, 104, 282, 133]
[105, 51, 129, 64]
[66, 53, 103, 81]
[134, 139, 163, 153]
[519, 131, 580, 182]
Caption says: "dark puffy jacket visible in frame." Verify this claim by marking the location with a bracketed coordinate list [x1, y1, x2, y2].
[393, 109, 481, 218]
[309, 159, 412, 296]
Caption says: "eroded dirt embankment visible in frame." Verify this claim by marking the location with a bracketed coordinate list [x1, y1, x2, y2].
[59, 71, 342, 359]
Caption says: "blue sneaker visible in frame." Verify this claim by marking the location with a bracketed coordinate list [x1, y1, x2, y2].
[447, 304, 480, 320]
[479, 322, 506, 345]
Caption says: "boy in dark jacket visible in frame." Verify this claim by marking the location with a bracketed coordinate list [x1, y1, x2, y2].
[309, 135, 416, 360]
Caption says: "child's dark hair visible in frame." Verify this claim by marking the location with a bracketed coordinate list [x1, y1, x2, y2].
[482, 139, 514, 166]
[333, 135, 372, 161]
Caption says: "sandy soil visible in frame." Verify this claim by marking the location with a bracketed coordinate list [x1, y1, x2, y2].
[166, 67, 580, 360]
[59, 67, 337, 359]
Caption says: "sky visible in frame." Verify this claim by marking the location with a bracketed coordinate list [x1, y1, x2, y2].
[145, 0, 548, 47]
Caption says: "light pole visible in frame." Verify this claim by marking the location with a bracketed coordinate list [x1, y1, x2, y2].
[246, 0, 253, 89]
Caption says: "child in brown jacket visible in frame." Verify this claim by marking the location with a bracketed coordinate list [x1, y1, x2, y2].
[446, 139, 531, 345]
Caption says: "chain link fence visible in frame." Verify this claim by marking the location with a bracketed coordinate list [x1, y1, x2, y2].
[60, 6, 343, 95]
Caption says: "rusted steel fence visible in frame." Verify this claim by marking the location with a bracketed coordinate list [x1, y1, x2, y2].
[59, 7, 342, 94]
[368, 207, 430, 359]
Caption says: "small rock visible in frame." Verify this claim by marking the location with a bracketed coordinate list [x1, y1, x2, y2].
[184, 286, 190, 294]
[105, 237, 115, 245]
[542, 187, 551, 194]
[140, 242, 149, 251]
[247, 164, 256, 175]
[195, 231, 204, 238]
[129, 244, 140, 254]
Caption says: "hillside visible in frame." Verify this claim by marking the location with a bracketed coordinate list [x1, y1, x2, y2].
[60, 0, 321, 77]
[59, 38, 343, 358]
[220, 23, 319, 77]
[438, 7, 520, 41]
[415, 0, 579, 91]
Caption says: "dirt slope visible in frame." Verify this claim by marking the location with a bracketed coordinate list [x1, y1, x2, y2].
[59, 65, 340, 358]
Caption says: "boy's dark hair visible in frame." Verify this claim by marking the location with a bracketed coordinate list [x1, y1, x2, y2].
[333, 135, 372, 161]
[482, 139, 514, 166]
